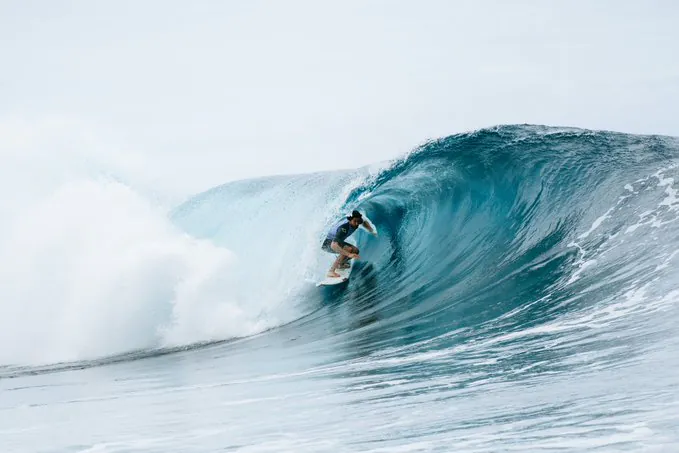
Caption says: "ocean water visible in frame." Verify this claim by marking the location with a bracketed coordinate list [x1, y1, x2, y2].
[2, 125, 679, 452]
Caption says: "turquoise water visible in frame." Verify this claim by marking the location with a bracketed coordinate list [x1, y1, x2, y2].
[2, 125, 679, 451]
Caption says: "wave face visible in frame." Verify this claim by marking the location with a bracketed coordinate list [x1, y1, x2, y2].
[175, 124, 679, 352]
[4, 125, 679, 451]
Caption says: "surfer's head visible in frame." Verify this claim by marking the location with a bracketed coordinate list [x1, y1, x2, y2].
[348, 210, 364, 227]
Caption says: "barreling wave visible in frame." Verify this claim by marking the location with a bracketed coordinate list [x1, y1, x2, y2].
[4, 125, 679, 378]
[309, 125, 679, 366]
[171, 124, 679, 369]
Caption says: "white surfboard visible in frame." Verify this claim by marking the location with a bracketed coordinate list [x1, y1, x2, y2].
[316, 260, 354, 287]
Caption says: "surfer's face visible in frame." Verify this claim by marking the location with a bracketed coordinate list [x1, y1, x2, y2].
[350, 218, 362, 228]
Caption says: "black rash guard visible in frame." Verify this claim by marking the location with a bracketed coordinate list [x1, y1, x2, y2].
[333, 221, 357, 247]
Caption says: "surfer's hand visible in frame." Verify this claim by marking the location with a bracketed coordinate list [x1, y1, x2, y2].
[350, 253, 360, 260]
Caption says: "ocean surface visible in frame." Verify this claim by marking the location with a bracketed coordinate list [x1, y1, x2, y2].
[2, 125, 679, 452]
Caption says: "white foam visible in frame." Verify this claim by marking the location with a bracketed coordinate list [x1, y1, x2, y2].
[0, 180, 273, 364]
[578, 206, 615, 239]
[572, 165, 679, 283]
[656, 249, 679, 271]
[0, 118, 338, 365]
[567, 259, 598, 285]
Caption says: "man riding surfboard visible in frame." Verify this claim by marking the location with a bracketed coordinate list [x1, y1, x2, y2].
[321, 210, 376, 278]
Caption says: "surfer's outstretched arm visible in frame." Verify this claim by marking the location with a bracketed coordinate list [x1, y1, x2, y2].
[362, 220, 376, 235]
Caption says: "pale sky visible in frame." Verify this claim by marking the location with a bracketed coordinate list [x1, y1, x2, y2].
[1, 0, 678, 198]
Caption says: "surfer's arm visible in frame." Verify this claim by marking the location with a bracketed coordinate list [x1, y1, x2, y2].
[362, 220, 376, 235]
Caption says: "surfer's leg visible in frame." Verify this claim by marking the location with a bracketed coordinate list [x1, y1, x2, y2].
[338, 245, 356, 269]
[338, 246, 350, 268]
[340, 245, 361, 269]
[328, 256, 343, 277]
[327, 242, 345, 277]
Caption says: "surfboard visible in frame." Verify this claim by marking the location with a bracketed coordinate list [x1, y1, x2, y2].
[316, 260, 354, 286]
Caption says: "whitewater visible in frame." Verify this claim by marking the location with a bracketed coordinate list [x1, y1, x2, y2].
[2, 125, 679, 451]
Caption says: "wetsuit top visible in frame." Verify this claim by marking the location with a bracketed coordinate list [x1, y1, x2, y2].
[326, 219, 358, 246]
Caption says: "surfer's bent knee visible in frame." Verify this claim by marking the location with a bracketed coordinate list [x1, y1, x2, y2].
[345, 244, 359, 254]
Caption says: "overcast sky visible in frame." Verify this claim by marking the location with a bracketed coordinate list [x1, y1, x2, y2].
[1, 0, 678, 197]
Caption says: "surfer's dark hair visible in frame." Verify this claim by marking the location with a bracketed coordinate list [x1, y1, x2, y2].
[348, 210, 363, 223]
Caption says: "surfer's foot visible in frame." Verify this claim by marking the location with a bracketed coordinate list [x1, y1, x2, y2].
[327, 271, 341, 278]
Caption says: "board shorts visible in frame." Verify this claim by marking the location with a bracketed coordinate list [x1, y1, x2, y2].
[321, 239, 358, 254]
[321, 238, 334, 253]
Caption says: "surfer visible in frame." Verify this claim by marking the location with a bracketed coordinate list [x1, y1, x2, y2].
[322, 210, 376, 278]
